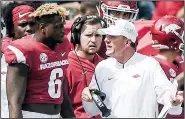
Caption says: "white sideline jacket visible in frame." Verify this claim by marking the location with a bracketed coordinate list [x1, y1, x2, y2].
[82, 52, 182, 118]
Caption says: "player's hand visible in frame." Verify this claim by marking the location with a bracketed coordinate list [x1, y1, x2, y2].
[82, 87, 93, 102]
[172, 91, 184, 106]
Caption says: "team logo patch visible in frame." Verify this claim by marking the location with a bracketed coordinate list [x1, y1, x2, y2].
[169, 68, 176, 78]
[40, 53, 48, 63]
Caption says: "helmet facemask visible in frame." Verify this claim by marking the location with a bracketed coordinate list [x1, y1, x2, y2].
[101, 3, 138, 26]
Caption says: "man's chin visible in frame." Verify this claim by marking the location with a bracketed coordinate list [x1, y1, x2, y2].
[87, 51, 97, 55]
[106, 51, 113, 56]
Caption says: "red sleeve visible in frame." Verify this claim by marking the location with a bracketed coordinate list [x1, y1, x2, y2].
[4, 40, 33, 68]
[1, 36, 13, 53]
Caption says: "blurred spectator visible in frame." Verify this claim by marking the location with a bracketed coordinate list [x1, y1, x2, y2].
[137, 1, 155, 20]
[2, 1, 44, 10]
[80, 1, 99, 16]
[1, 1, 14, 15]
[59, 2, 80, 20]
[152, 1, 184, 20]
[23, 1, 45, 9]
[73, 1, 99, 20]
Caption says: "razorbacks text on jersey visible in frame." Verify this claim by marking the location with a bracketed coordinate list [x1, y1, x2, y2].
[4, 35, 69, 104]
[153, 57, 183, 82]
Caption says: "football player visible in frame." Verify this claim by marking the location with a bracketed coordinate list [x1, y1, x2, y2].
[151, 15, 184, 118]
[98, 1, 139, 26]
[1, 2, 35, 118]
[4, 3, 75, 118]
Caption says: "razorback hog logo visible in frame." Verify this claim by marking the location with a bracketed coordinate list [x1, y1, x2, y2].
[163, 24, 181, 34]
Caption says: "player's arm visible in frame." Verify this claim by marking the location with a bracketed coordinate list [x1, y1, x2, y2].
[6, 63, 29, 118]
[60, 75, 75, 118]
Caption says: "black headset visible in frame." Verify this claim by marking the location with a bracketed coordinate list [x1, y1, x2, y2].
[71, 15, 107, 46]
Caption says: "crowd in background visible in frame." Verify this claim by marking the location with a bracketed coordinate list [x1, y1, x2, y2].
[1, 1, 184, 22]
[1, 1, 184, 37]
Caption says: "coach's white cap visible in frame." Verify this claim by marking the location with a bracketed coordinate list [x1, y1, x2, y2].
[97, 19, 138, 43]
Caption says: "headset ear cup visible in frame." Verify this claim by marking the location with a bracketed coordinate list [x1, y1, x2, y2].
[71, 25, 76, 45]
[71, 17, 83, 46]
[76, 30, 80, 44]
[71, 28, 78, 46]
[74, 29, 80, 45]
[71, 15, 108, 45]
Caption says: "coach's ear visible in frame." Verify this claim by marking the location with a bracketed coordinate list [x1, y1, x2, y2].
[126, 39, 132, 46]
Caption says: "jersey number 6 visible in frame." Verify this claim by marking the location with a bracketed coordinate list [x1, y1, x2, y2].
[48, 68, 63, 98]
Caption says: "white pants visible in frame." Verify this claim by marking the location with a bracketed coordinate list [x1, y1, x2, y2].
[1, 71, 9, 118]
[22, 110, 61, 118]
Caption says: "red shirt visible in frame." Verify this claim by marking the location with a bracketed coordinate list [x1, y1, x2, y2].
[66, 51, 102, 118]
[1, 36, 14, 53]
[4, 35, 69, 104]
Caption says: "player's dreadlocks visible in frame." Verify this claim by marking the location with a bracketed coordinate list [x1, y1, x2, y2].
[30, 3, 69, 25]
[2, 2, 28, 37]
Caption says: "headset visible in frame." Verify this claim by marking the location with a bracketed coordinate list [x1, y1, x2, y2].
[71, 15, 107, 46]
